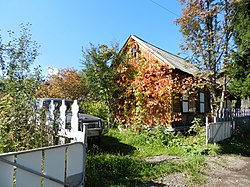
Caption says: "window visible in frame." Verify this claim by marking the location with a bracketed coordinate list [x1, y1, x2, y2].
[199, 92, 205, 113]
[182, 93, 189, 113]
[131, 47, 137, 57]
[182, 92, 196, 113]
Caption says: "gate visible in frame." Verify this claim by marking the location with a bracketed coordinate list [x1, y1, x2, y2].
[206, 108, 250, 145]
[0, 142, 86, 187]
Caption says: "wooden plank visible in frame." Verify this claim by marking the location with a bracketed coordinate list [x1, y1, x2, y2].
[0, 155, 14, 187]
[16, 151, 42, 187]
[44, 147, 65, 187]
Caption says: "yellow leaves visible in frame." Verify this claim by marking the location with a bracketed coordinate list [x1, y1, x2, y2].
[36, 68, 87, 100]
[115, 47, 199, 128]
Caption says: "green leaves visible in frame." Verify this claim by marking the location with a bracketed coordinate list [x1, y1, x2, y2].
[0, 24, 51, 153]
[228, 0, 250, 98]
[81, 43, 125, 121]
[176, 0, 237, 113]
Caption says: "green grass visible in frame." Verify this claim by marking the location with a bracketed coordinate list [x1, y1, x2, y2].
[217, 123, 250, 156]
[85, 124, 250, 187]
[85, 127, 217, 187]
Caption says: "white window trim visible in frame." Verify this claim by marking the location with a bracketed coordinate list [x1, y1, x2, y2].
[199, 92, 205, 113]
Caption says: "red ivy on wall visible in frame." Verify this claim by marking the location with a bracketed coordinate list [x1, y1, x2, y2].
[115, 54, 197, 128]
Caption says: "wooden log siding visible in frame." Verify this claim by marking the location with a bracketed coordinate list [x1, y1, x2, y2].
[123, 36, 211, 127]
[172, 83, 210, 126]
[173, 93, 182, 113]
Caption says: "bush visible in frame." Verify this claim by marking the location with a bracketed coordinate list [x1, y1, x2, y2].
[0, 24, 54, 153]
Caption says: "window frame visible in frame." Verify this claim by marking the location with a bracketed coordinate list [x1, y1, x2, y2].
[199, 92, 205, 113]
[182, 92, 189, 113]
[182, 91, 196, 113]
[131, 47, 137, 57]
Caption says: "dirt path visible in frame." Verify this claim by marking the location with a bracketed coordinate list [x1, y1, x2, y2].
[201, 156, 250, 187]
[139, 155, 250, 187]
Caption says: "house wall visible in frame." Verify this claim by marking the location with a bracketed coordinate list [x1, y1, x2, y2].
[121, 37, 210, 128]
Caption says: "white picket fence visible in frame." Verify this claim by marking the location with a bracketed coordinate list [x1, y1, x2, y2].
[0, 142, 86, 187]
[206, 118, 234, 145]
[0, 99, 89, 187]
[40, 99, 87, 144]
[205, 108, 250, 145]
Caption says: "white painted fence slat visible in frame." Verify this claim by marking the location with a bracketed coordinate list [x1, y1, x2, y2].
[71, 100, 79, 142]
[0, 155, 14, 187]
[44, 147, 66, 187]
[59, 100, 67, 130]
[206, 119, 233, 144]
[16, 151, 42, 187]
[49, 100, 55, 121]
[66, 143, 86, 185]
[0, 142, 85, 187]
[58, 100, 67, 144]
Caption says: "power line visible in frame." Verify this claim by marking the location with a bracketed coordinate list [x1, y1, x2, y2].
[149, 0, 180, 17]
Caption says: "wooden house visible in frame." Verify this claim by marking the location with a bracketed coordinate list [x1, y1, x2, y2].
[120, 35, 210, 129]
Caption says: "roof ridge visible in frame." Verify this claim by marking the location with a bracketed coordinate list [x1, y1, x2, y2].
[131, 35, 197, 75]
[131, 35, 187, 62]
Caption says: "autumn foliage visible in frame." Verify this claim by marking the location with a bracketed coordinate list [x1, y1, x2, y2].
[36, 68, 87, 101]
[115, 55, 197, 128]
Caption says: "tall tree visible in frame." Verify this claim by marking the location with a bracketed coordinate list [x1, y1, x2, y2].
[36, 68, 88, 101]
[176, 0, 236, 115]
[81, 43, 124, 122]
[229, 0, 250, 98]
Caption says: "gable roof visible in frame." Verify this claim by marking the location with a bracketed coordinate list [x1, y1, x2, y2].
[125, 35, 198, 75]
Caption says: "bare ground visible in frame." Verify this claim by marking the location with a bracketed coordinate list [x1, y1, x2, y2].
[201, 156, 250, 187]
[139, 155, 250, 187]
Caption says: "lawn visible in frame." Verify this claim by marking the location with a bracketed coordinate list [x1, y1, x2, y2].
[85, 123, 250, 187]
[85, 126, 218, 187]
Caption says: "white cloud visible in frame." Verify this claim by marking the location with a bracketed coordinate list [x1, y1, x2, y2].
[47, 67, 59, 76]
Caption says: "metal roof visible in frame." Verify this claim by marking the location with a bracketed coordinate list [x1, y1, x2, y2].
[130, 35, 198, 75]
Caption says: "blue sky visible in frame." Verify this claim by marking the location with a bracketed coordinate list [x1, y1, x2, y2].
[0, 0, 183, 75]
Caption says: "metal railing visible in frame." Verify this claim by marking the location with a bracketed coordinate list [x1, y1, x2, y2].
[0, 142, 86, 187]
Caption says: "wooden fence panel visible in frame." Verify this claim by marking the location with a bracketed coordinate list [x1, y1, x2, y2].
[206, 121, 233, 144]
[66, 143, 86, 185]
[0, 139, 86, 187]
[206, 108, 250, 145]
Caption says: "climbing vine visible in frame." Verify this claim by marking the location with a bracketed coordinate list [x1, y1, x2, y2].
[115, 54, 197, 129]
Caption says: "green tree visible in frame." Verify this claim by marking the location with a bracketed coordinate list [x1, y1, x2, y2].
[0, 24, 52, 153]
[229, 0, 250, 98]
[81, 43, 125, 122]
[176, 0, 236, 115]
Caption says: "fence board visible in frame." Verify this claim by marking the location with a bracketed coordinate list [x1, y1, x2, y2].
[44, 147, 66, 187]
[0, 142, 85, 187]
[66, 143, 86, 186]
[0, 155, 14, 187]
[16, 151, 42, 187]
[206, 121, 232, 144]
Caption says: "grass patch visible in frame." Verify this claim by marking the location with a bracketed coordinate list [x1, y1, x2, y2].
[86, 151, 207, 186]
[85, 127, 218, 186]
[218, 123, 250, 156]
[86, 119, 250, 186]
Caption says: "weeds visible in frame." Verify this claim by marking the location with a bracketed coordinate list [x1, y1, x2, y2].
[85, 122, 219, 187]
[85, 118, 250, 186]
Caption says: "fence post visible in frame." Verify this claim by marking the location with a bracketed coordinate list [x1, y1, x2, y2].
[58, 100, 67, 144]
[206, 116, 209, 147]
[71, 100, 79, 143]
